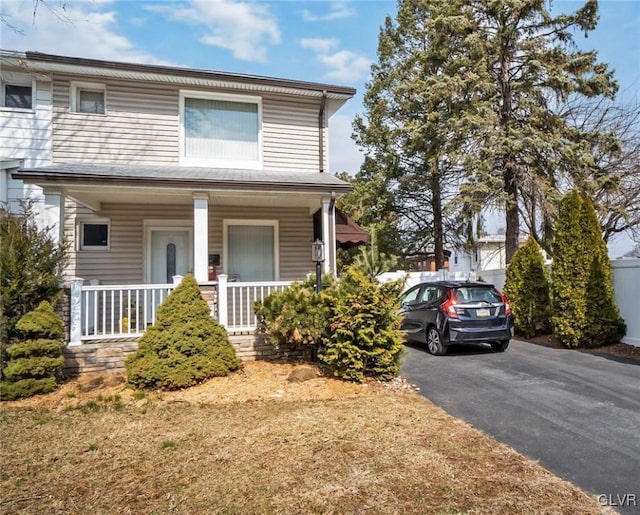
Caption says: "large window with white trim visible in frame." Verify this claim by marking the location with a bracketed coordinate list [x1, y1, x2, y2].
[224, 220, 278, 282]
[180, 91, 261, 168]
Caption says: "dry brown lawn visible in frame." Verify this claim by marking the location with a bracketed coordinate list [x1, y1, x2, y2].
[1, 361, 611, 514]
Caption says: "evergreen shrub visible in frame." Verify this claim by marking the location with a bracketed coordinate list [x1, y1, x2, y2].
[255, 275, 333, 358]
[0, 301, 65, 401]
[503, 236, 550, 338]
[320, 269, 405, 382]
[551, 190, 625, 347]
[0, 202, 66, 342]
[125, 274, 240, 390]
[257, 269, 405, 382]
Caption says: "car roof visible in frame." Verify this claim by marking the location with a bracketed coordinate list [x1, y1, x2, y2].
[408, 280, 496, 289]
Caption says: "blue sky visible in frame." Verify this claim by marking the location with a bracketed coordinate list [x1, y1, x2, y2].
[1, 0, 639, 253]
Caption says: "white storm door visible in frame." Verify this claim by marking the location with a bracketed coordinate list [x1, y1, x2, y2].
[150, 230, 191, 284]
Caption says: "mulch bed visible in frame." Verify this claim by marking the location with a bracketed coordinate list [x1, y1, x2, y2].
[524, 334, 640, 364]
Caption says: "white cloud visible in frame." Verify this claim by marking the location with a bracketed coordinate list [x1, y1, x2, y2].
[300, 37, 370, 84]
[300, 38, 339, 54]
[329, 113, 364, 174]
[0, 0, 168, 64]
[300, 2, 355, 22]
[318, 50, 370, 82]
[146, 0, 280, 63]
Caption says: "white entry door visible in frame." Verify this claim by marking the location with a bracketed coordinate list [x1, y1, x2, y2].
[150, 229, 191, 284]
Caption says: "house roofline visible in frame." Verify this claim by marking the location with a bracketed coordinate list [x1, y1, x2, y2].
[0, 50, 356, 99]
[14, 170, 353, 194]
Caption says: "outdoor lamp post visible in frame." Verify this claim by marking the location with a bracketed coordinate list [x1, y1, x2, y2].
[311, 239, 325, 293]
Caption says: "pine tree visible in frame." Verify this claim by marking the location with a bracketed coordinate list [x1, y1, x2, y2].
[0, 301, 65, 400]
[463, 0, 618, 262]
[503, 237, 550, 338]
[126, 274, 240, 390]
[353, 0, 485, 268]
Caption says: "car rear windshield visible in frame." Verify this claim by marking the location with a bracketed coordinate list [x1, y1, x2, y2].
[452, 286, 501, 303]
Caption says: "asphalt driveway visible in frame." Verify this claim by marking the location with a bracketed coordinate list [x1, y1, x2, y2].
[401, 339, 640, 514]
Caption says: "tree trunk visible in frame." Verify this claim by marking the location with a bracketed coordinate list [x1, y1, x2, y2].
[431, 164, 445, 269]
[504, 163, 519, 264]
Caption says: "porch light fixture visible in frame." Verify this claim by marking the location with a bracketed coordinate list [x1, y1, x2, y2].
[311, 239, 325, 293]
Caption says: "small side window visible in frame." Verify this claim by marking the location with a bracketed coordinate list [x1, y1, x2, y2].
[1, 73, 34, 110]
[71, 81, 106, 114]
[80, 222, 110, 250]
[4, 84, 32, 109]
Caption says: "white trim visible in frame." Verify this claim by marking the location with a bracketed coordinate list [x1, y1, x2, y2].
[77, 218, 110, 251]
[0, 72, 36, 112]
[222, 219, 279, 281]
[179, 89, 263, 169]
[143, 220, 193, 283]
[70, 80, 106, 114]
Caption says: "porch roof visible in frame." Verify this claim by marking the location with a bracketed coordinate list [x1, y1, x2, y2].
[14, 163, 353, 194]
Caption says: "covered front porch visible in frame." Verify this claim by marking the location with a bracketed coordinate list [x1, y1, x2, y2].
[15, 163, 355, 346]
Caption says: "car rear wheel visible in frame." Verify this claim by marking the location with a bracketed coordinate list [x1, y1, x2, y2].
[426, 327, 446, 356]
[491, 340, 510, 352]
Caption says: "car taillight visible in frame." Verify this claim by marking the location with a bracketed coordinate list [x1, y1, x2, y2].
[441, 291, 459, 318]
[498, 290, 512, 316]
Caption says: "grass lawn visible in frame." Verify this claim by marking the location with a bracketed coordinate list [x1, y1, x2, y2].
[0, 362, 608, 514]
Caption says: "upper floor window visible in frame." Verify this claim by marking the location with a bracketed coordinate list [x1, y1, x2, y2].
[180, 91, 262, 168]
[1, 73, 34, 110]
[70, 81, 106, 114]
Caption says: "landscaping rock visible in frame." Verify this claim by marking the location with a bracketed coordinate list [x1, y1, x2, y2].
[287, 367, 318, 383]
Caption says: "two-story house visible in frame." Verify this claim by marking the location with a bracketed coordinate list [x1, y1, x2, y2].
[0, 50, 356, 368]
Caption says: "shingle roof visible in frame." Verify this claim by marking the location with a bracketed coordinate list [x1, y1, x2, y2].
[15, 163, 353, 193]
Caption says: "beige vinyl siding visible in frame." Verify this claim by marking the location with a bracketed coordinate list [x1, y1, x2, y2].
[51, 75, 324, 171]
[262, 94, 323, 173]
[64, 202, 313, 284]
[52, 75, 179, 164]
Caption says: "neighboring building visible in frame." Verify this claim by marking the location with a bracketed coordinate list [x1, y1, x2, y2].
[404, 251, 451, 272]
[0, 56, 52, 211]
[0, 50, 356, 362]
[449, 235, 528, 273]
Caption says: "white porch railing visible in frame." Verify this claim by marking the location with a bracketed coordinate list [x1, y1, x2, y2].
[76, 283, 175, 342]
[222, 277, 292, 333]
[68, 274, 291, 345]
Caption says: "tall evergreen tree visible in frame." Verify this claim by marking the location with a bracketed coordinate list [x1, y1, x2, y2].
[353, 0, 486, 269]
[459, 0, 618, 262]
[551, 190, 625, 347]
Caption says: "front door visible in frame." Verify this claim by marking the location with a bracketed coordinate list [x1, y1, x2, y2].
[150, 229, 191, 284]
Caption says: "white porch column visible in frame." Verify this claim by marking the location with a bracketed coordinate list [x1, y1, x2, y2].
[321, 199, 335, 275]
[193, 192, 209, 283]
[217, 274, 228, 327]
[68, 277, 83, 346]
[43, 188, 64, 246]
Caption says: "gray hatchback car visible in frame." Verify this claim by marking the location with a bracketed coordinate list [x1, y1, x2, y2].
[398, 281, 514, 355]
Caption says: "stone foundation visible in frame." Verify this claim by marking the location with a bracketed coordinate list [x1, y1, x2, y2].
[62, 334, 294, 376]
